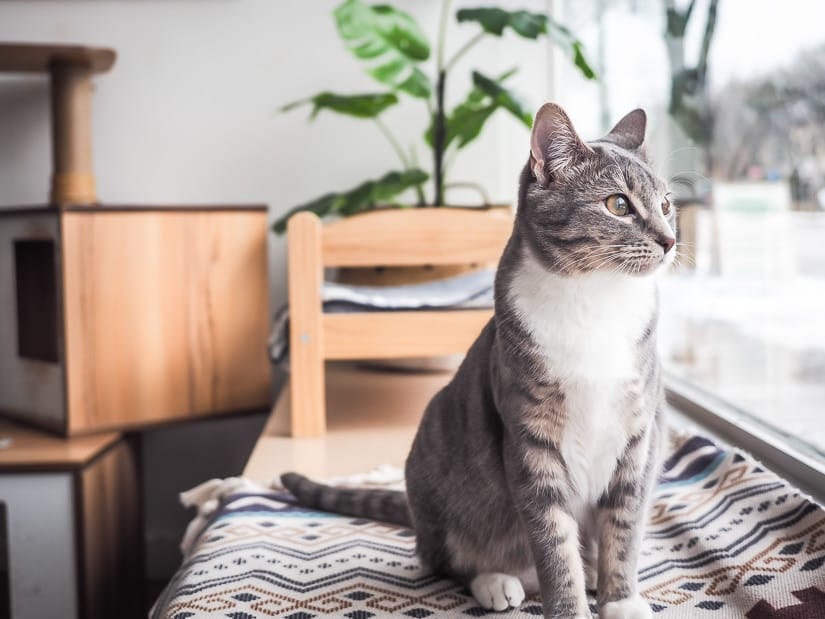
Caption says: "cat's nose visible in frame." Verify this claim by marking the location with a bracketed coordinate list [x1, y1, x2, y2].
[658, 236, 676, 254]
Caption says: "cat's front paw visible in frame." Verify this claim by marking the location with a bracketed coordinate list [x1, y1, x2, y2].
[600, 595, 652, 619]
[470, 573, 525, 611]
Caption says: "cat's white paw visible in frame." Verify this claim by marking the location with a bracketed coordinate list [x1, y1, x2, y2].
[600, 594, 653, 619]
[470, 573, 525, 611]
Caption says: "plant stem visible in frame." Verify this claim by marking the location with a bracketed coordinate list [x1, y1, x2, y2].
[374, 117, 410, 168]
[445, 181, 492, 206]
[409, 145, 426, 205]
[444, 31, 484, 72]
[436, 0, 452, 73]
[374, 118, 426, 205]
[433, 70, 447, 205]
[433, 0, 452, 206]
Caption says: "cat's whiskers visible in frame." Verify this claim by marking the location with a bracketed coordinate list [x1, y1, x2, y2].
[616, 259, 633, 275]
[615, 254, 637, 275]
[671, 169, 713, 186]
[568, 246, 626, 272]
[658, 145, 701, 177]
[667, 179, 694, 193]
[669, 253, 696, 269]
[555, 245, 626, 273]
[670, 243, 696, 268]
[569, 243, 647, 274]
[588, 250, 628, 272]
[613, 244, 663, 275]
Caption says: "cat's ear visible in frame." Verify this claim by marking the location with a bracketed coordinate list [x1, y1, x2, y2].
[530, 103, 593, 186]
[603, 108, 647, 152]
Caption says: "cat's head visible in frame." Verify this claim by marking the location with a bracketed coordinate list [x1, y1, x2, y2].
[518, 103, 676, 276]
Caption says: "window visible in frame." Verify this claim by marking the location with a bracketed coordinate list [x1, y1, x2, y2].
[555, 1, 825, 472]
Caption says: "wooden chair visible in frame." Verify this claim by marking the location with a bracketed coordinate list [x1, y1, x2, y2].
[286, 207, 512, 437]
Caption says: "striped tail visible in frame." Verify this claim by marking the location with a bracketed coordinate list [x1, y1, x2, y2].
[281, 472, 411, 527]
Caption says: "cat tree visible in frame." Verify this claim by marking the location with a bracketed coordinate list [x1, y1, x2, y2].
[0, 42, 113, 205]
[0, 41, 271, 619]
[0, 43, 271, 435]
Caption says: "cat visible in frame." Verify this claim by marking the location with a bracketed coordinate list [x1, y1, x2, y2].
[282, 102, 676, 619]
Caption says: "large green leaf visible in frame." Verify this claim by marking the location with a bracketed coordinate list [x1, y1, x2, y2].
[456, 8, 545, 38]
[471, 71, 532, 127]
[281, 92, 399, 119]
[272, 168, 429, 234]
[443, 104, 497, 149]
[545, 19, 597, 80]
[425, 69, 529, 151]
[456, 8, 596, 79]
[334, 0, 432, 98]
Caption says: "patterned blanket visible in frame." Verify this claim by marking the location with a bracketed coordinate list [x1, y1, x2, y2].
[151, 437, 825, 618]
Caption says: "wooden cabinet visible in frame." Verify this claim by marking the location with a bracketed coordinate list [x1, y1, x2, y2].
[0, 205, 271, 435]
[0, 420, 141, 619]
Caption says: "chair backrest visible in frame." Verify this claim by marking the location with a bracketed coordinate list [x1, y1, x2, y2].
[285, 207, 512, 437]
[319, 207, 513, 267]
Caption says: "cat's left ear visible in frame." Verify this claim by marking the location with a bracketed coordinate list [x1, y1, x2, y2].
[530, 102, 593, 186]
[603, 108, 647, 153]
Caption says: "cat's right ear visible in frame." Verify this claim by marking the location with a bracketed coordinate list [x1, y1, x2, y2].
[530, 103, 592, 186]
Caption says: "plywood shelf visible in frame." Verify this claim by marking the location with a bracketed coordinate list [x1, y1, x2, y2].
[0, 42, 115, 74]
[0, 419, 119, 472]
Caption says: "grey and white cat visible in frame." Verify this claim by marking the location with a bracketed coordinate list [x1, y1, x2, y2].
[283, 103, 676, 619]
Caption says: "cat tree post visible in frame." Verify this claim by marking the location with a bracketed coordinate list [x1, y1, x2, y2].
[0, 43, 115, 206]
[50, 61, 96, 205]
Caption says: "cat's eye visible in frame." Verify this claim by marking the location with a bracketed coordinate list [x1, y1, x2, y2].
[662, 196, 672, 216]
[605, 194, 631, 217]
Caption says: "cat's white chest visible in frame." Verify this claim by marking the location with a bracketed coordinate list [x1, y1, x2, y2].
[509, 257, 656, 502]
[560, 379, 629, 503]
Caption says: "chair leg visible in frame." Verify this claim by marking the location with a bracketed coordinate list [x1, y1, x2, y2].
[289, 341, 325, 437]
[287, 213, 326, 436]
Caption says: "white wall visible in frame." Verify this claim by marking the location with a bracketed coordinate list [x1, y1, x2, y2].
[0, 0, 554, 308]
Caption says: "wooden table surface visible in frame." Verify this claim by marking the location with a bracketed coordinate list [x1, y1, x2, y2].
[243, 363, 453, 483]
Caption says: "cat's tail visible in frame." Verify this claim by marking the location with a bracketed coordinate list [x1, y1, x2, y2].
[280, 472, 412, 528]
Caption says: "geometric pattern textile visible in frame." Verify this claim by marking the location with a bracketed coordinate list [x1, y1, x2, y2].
[151, 436, 825, 618]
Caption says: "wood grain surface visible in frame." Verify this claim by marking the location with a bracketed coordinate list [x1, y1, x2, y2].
[78, 438, 141, 619]
[287, 213, 326, 437]
[286, 208, 510, 437]
[321, 207, 513, 267]
[323, 310, 491, 360]
[0, 419, 118, 471]
[61, 210, 271, 433]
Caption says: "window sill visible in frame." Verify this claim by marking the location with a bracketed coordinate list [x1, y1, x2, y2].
[665, 372, 825, 506]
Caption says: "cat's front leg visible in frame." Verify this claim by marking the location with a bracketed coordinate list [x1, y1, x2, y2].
[504, 437, 591, 618]
[595, 424, 660, 619]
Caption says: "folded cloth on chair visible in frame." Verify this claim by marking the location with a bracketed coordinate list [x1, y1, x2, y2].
[151, 435, 825, 618]
[268, 269, 495, 364]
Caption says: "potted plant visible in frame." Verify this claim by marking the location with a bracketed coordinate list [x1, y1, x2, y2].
[275, 0, 595, 283]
